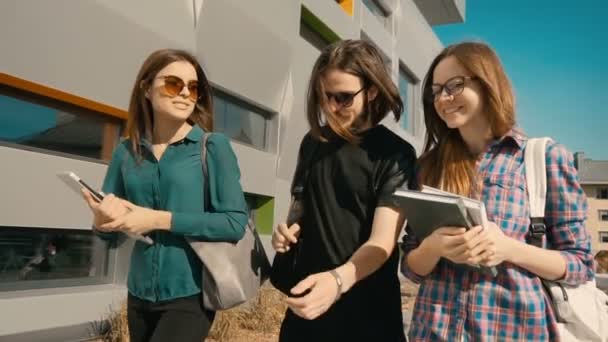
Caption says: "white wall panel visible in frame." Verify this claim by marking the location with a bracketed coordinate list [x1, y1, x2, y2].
[0, 146, 108, 229]
[231, 142, 277, 197]
[396, 0, 443, 80]
[0, 285, 126, 335]
[301, 0, 358, 40]
[361, 6, 394, 61]
[0, 0, 195, 111]
[195, 0, 292, 114]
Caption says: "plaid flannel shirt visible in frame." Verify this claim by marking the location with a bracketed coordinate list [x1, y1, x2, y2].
[401, 129, 594, 341]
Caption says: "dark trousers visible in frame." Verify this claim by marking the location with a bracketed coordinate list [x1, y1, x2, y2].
[279, 292, 406, 342]
[127, 293, 215, 342]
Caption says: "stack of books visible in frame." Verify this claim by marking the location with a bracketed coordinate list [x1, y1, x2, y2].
[392, 186, 497, 276]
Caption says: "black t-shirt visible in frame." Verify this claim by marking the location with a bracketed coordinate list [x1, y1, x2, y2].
[285, 125, 416, 340]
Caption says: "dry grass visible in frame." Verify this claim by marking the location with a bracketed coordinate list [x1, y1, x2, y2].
[98, 284, 287, 342]
[207, 285, 287, 342]
[97, 281, 419, 342]
[98, 300, 129, 342]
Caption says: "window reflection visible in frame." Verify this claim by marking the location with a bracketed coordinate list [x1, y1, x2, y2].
[0, 228, 109, 285]
[213, 89, 270, 151]
[399, 68, 416, 134]
[0, 93, 119, 160]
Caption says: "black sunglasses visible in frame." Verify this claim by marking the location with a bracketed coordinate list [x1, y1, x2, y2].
[325, 87, 366, 108]
[428, 76, 477, 102]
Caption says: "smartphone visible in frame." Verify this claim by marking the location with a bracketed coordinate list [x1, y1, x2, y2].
[57, 171, 154, 245]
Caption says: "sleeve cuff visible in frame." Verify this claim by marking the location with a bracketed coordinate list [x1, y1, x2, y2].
[377, 195, 401, 208]
[558, 251, 593, 285]
[400, 258, 427, 284]
[93, 228, 117, 242]
[170, 212, 195, 236]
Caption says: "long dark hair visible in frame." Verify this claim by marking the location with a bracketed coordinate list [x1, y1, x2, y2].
[306, 39, 403, 143]
[419, 42, 515, 196]
[126, 49, 214, 157]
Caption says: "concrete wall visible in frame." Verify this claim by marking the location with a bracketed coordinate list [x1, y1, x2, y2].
[0, 0, 444, 339]
[0, 285, 126, 338]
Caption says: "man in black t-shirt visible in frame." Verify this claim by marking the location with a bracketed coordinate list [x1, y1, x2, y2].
[271, 40, 417, 342]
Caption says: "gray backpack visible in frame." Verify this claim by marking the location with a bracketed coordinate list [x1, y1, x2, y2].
[525, 137, 608, 341]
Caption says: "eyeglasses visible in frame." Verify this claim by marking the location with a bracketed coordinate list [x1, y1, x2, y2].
[156, 75, 199, 102]
[325, 87, 366, 108]
[428, 76, 477, 102]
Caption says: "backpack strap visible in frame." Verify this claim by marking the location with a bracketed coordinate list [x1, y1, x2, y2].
[524, 137, 551, 248]
[290, 134, 320, 197]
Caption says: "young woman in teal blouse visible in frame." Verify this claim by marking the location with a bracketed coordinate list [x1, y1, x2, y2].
[81, 49, 248, 342]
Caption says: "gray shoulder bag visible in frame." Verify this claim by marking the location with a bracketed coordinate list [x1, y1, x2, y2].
[187, 133, 271, 311]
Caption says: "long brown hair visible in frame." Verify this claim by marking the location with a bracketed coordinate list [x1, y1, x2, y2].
[419, 42, 515, 196]
[596, 250, 608, 273]
[126, 49, 214, 157]
[306, 39, 403, 143]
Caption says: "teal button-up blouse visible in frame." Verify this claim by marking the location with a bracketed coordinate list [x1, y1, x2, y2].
[99, 125, 248, 302]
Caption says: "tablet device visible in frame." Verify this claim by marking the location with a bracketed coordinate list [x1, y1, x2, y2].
[57, 172, 105, 202]
[57, 171, 154, 245]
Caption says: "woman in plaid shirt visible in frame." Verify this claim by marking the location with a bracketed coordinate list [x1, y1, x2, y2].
[401, 42, 595, 341]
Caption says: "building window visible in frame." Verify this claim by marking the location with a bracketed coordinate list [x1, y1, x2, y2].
[599, 210, 608, 221]
[0, 227, 111, 291]
[600, 231, 608, 243]
[0, 89, 122, 161]
[213, 89, 272, 151]
[362, 0, 391, 30]
[598, 188, 608, 199]
[399, 66, 417, 134]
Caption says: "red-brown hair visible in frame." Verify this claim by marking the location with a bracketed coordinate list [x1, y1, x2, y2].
[419, 42, 515, 196]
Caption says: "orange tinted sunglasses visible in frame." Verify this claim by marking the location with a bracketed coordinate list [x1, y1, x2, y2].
[156, 75, 199, 102]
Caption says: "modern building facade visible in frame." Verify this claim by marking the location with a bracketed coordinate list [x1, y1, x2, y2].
[0, 0, 465, 340]
[575, 152, 608, 254]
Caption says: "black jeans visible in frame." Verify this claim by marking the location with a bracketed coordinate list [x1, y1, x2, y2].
[127, 293, 215, 342]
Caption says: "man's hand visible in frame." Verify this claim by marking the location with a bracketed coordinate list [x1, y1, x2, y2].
[284, 271, 340, 320]
[271, 223, 301, 253]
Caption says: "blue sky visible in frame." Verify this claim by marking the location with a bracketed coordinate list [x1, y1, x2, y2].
[433, 0, 607, 160]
